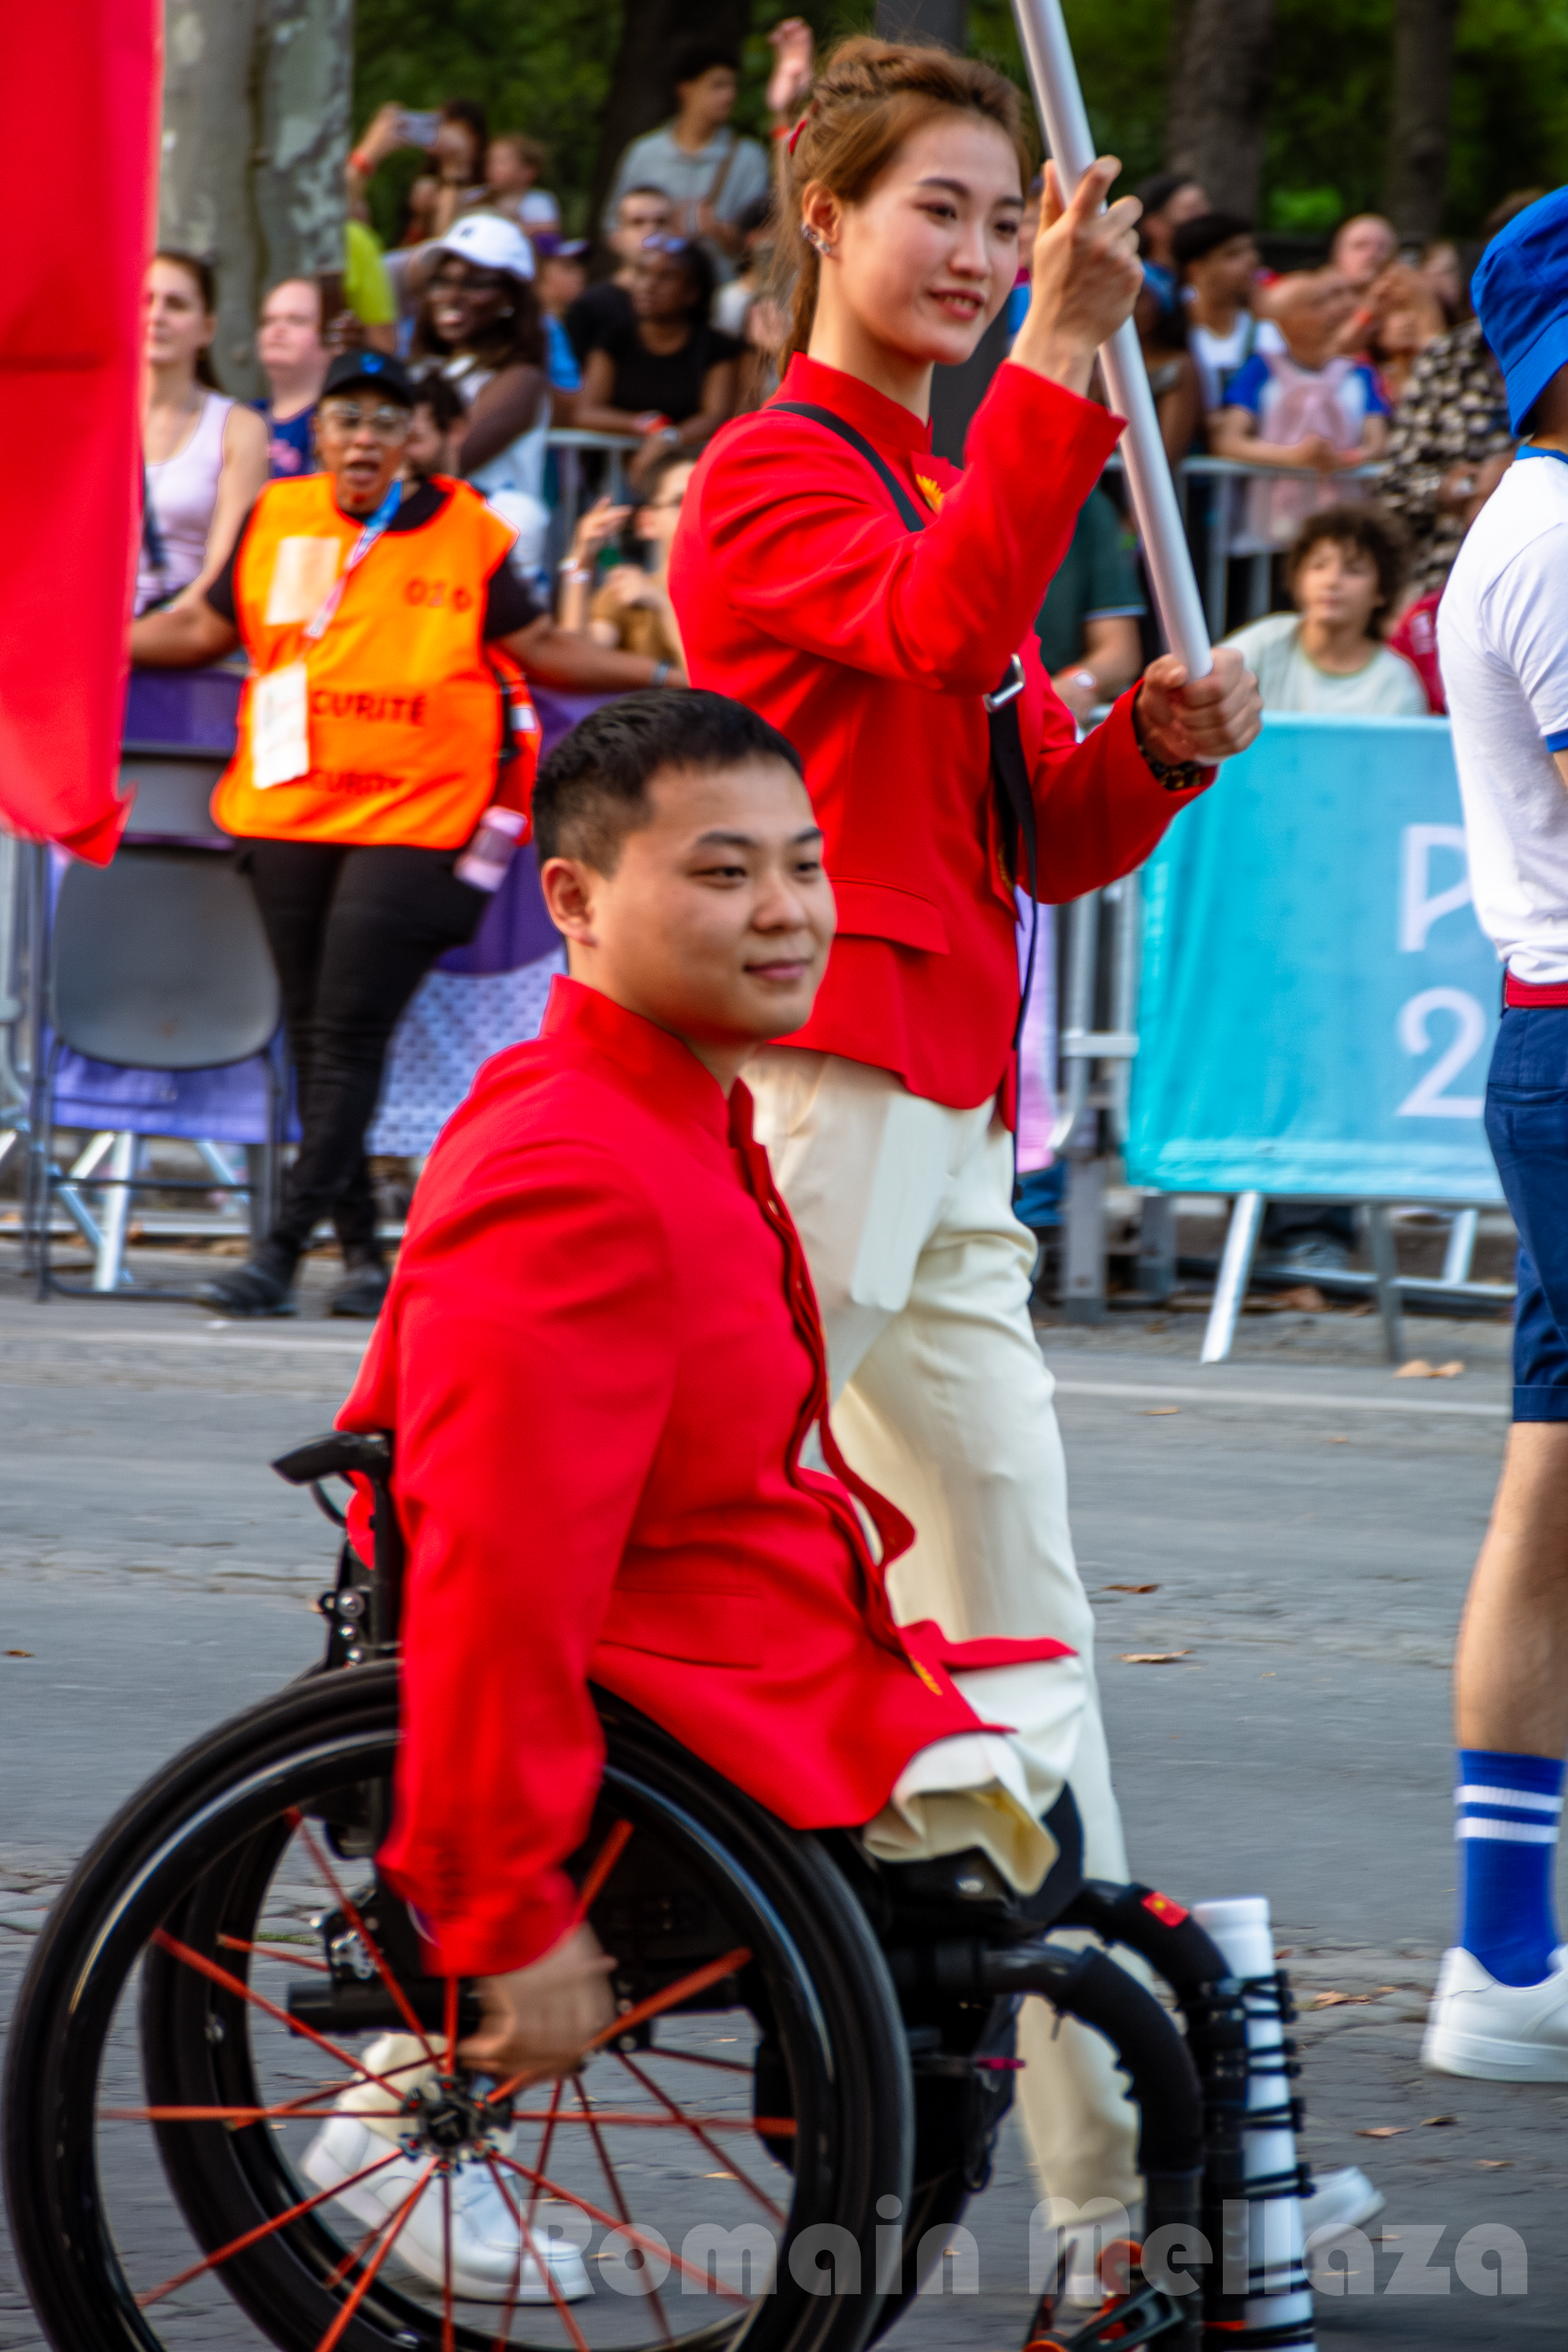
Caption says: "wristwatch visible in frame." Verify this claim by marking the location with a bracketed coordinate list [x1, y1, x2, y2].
[1132, 687, 1212, 793]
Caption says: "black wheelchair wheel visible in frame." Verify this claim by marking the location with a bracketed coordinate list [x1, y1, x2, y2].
[3, 1666, 912, 2352]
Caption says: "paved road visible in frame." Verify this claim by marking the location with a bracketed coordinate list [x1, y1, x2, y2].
[1, 1271, 1559, 2345]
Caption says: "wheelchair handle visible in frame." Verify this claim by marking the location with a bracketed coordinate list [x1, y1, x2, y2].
[273, 1431, 394, 1487]
[274, 1429, 406, 1656]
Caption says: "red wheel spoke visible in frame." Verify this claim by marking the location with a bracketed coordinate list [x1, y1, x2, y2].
[149, 1929, 410, 2097]
[570, 2076, 675, 2348]
[509, 2107, 794, 2134]
[287, 1809, 440, 2064]
[524, 2072, 567, 2237]
[493, 2153, 751, 2303]
[639, 2046, 752, 2075]
[135, 2149, 403, 2306]
[616, 2049, 786, 2222]
[573, 1818, 634, 1923]
[484, 1945, 752, 2109]
[481, 2153, 596, 2352]
[217, 1933, 330, 1973]
[315, 2157, 438, 2352]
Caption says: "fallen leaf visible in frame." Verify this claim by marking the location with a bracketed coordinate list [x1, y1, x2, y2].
[1356, 2125, 1409, 2137]
[1312, 1991, 1371, 2008]
[4, 1650, 32, 1658]
[1396, 1358, 1436, 1378]
[1275, 1283, 1327, 1312]
[1325, 1434, 1349, 1444]
[1477, 2159, 1512, 2169]
[1104, 1582, 1161, 1593]
[1275, 1947, 1294, 1959]
[1421, 2114, 1457, 2127]
[1434, 1360, 1465, 1379]
[1119, 1651, 1191, 1664]
[1143, 1406, 1181, 1416]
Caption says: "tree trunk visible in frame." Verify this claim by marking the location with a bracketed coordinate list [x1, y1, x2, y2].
[159, 0, 351, 401]
[587, 0, 753, 258]
[1164, 0, 1274, 222]
[1385, 0, 1460, 242]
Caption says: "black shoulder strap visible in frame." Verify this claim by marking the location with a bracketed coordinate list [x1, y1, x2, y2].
[771, 400, 931, 533]
[770, 398, 1041, 1045]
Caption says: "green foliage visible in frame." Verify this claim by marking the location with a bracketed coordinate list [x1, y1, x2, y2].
[353, 0, 1568, 245]
[1266, 187, 1343, 233]
[353, 0, 621, 236]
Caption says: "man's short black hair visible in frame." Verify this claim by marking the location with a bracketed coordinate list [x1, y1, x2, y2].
[1172, 211, 1256, 274]
[533, 689, 805, 872]
[412, 372, 466, 432]
[670, 39, 740, 92]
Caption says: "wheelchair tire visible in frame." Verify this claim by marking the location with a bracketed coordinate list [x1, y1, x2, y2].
[4, 1665, 913, 2352]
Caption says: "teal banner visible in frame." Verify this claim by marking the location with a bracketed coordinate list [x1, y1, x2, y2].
[1127, 713, 1504, 1204]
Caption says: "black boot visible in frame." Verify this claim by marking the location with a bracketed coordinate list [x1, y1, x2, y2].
[194, 1236, 300, 1317]
[330, 1249, 389, 1320]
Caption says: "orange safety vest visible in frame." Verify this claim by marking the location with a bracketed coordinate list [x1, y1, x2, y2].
[213, 474, 539, 849]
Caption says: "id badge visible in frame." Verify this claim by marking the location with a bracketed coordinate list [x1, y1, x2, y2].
[251, 660, 310, 790]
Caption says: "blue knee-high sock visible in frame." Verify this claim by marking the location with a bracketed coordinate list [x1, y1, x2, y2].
[1456, 1750, 1565, 1986]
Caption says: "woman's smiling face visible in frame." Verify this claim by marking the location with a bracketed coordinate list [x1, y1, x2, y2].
[804, 112, 1024, 370]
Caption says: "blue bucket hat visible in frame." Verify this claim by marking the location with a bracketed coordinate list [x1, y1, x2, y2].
[1473, 186, 1568, 433]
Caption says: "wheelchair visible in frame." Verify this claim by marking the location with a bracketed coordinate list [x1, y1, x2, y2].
[3, 1433, 1314, 2352]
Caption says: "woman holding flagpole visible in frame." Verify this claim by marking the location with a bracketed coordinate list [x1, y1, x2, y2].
[672, 34, 1259, 2218]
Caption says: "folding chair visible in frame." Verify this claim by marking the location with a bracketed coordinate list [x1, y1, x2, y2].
[33, 844, 282, 1301]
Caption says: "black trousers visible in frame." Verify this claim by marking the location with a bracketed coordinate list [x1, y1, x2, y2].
[242, 840, 487, 1257]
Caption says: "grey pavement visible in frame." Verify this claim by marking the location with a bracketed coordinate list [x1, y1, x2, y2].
[1, 1257, 1560, 2346]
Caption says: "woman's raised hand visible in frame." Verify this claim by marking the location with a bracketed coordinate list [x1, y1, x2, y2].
[569, 498, 632, 567]
[1008, 156, 1144, 397]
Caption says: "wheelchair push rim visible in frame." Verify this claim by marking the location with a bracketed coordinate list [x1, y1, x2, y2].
[3, 1669, 913, 2352]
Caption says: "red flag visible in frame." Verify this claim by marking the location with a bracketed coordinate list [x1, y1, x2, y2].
[0, 2, 161, 862]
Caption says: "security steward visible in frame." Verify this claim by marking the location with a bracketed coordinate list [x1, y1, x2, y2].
[131, 350, 671, 1319]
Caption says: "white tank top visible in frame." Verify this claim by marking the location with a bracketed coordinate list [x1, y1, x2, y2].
[136, 391, 234, 613]
[442, 356, 551, 505]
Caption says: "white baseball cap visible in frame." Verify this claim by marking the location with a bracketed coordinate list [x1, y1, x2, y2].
[429, 212, 535, 280]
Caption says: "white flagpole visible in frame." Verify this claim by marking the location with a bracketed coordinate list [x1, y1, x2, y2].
[1010, 0, 1214, 677]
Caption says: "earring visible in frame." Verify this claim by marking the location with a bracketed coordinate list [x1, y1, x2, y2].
[801, 225, 834, 258]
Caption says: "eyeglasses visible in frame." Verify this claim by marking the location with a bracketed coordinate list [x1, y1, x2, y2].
[318, 400, 412, 438]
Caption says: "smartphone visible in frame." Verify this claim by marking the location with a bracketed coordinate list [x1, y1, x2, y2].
[398, 108, 441, 148]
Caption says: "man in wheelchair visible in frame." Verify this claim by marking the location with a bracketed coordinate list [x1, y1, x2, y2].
[303, 690, 1343, 2336]
[313, 694, 1136, 2257]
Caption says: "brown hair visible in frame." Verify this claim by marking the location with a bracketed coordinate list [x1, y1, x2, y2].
[778, 37, 1034, 359]
[490, 130, 548, 176]
[1286, 501, 1409, 638]
[152, 249, 222, 389]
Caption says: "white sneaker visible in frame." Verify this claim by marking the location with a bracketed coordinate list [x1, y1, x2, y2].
[1300, 2164, 1383, 2246]
[1422, 1944, 1568, 2080]
[303, 2112, 591, 2303]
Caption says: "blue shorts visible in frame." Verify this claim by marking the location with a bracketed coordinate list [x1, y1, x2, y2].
[1484, 1005, 1568, 1421]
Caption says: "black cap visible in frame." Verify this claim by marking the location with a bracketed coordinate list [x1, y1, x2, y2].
[320, 349, 418, 406]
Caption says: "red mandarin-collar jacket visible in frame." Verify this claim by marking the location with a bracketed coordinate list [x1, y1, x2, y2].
[671, 353, 1208, 1113]
[338, 980, 1071, 1977]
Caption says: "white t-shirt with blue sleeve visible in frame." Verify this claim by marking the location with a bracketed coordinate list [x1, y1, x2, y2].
[1438, 451, 1568, 986]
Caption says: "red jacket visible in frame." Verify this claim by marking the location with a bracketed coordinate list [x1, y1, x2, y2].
[338, 980, 1070, 1976]
[672, 353, 1206, 1112]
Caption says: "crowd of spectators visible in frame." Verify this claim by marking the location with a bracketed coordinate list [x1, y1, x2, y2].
[134, 17, 1540, 718]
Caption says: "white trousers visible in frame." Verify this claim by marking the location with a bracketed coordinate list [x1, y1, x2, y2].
[746, 1046, 1142, 2212]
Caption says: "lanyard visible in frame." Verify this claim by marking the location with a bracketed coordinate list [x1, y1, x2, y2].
[304, 480, 403, 642]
